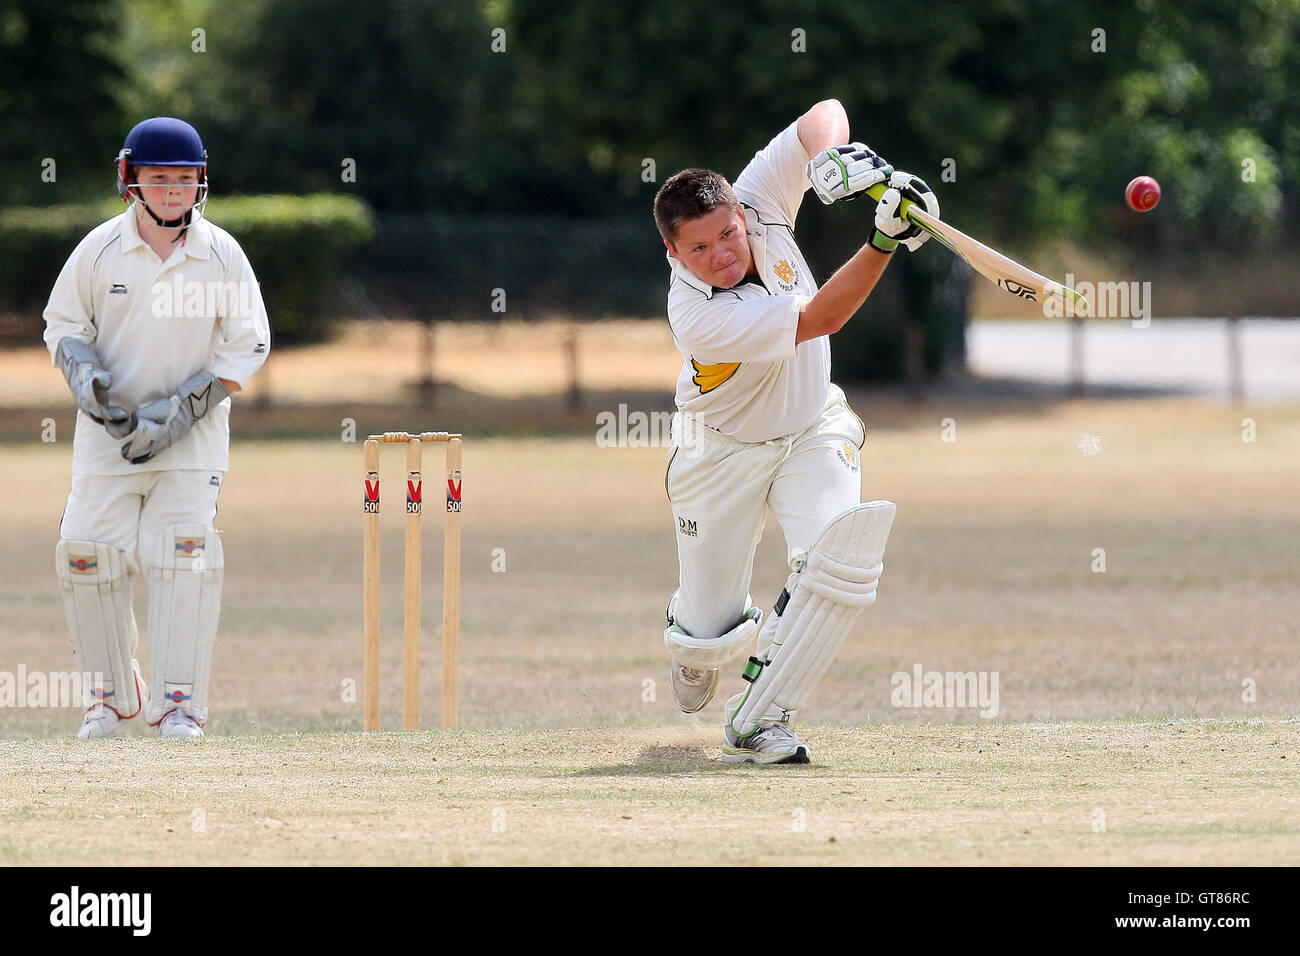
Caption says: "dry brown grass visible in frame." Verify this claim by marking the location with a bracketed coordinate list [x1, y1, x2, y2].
[6, 397, 1297, 731]
[1, 721, 1295, 866]
[1, 327, 1297, 864]
[0, 319, 681, 410]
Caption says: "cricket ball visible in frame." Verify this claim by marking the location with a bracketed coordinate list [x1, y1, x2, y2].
[1125, 176, 1161, 212]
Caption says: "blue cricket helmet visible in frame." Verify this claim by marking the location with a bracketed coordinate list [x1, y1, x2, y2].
[120, 117, 207, 166]
[115, 117, 210, 226]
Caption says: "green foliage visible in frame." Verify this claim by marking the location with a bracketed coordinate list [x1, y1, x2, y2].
[205, 194, 377, 342]
[507, 0, 1299, 379]
[0, 0, 125, 206]
[0, 195, 375, 345]
[509, 0, 1297, 243]
[4, 0, 1298, 378]
[354, 213, 662, 320]
[0, 202, 119, 325]
[110, 0, 563, 214]
[1017, 0, 1299, 251]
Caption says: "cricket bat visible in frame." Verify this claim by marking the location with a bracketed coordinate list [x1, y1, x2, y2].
[864, 181, 1091, 315]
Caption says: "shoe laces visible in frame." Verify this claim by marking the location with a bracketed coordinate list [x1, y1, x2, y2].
[754, 721, 799, 743]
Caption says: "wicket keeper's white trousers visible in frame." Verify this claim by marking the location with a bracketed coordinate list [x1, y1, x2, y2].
[59, 469, 225, 723]
[59, 469, 223, 642]
[60, 470, 223, 566]
[666, 384, 866, 642]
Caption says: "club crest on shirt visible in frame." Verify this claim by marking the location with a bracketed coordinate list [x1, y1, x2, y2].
[772, 258, 800, 293]
[836, 441, 860, 473]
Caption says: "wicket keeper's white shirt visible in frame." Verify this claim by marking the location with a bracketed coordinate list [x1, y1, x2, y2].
[666, 120, 830, 442]
[43, 208, 270, 475]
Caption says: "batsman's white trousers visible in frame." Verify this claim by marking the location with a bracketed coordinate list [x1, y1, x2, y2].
[666, 384, 866, 642]
[60, 470, 223, 566]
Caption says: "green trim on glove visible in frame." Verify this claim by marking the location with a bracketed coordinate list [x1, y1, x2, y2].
[868, 230, 899, 254]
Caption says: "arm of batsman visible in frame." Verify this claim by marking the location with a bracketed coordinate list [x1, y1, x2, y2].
[119, 370, 230, 464]
[806, 143, 892, 205]
[55, 337, 132, 431]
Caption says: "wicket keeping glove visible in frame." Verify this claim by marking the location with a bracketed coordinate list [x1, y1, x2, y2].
[55, 337, 133, 433]
[806, 143, 892, 205]
[870, 171, 940, 253]
[119, 370, 230, 464]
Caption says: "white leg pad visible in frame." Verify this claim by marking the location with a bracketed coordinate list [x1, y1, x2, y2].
[730, 501, 896, 736]
[145, 524, 223, 724]
[55, 540, 144, 717]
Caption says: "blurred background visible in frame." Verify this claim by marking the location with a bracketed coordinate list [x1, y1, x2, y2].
[1, 0, 1296, 426]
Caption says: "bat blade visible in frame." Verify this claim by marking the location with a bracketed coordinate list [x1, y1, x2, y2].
[863, 182, 1090, 315]
[906, 205, 1090, 315]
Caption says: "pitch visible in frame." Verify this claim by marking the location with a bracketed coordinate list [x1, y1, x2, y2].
[2, 721, 1294, 866]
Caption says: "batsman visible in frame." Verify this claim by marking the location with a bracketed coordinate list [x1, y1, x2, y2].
[654, 99, 938, 763]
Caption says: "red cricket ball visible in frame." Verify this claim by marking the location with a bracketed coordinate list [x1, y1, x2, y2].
[1126, 176, 1161, 212]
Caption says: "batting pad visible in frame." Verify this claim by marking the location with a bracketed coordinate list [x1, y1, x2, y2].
[145, 524, 223, 724]
[730, 501, 895, 737]
[55, 539, 143, 717]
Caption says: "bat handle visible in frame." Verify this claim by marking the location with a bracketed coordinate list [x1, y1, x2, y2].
[864, 180, 919, 223]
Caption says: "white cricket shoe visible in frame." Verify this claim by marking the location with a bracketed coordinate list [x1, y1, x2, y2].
[670, 661, 720, 713]
[159, 710, 205, 739]
[76, 704, 125, 739]
[721, 692, 810, 765]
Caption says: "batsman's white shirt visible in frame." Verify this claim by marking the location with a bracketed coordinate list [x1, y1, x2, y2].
[42, 208, 270, 475]
[667, 120, 828, 443]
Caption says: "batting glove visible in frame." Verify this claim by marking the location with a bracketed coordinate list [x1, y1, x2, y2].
[806, 143, 892, 205]
[55, 337, 133, 432]
[870, 171, 940, 253]
[119, 370, 230, 464]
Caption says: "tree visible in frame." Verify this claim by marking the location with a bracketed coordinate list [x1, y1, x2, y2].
[507, 0, 1298, 379]
[0, 0, 125, 206]
[114, 0, 592, 214]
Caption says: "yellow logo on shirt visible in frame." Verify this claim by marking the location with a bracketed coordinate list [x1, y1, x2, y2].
[691, 358, 740, 394]
[836, 441, 860, 473]
[772, 258, 800, 292]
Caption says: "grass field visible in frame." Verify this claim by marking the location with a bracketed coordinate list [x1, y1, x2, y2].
[1, 323, 1297, 865]
[3, 722, 1294, 866]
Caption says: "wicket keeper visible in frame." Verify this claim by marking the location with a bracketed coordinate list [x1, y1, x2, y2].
[655, 99, 938, 762]
[43, 117, 269, 738]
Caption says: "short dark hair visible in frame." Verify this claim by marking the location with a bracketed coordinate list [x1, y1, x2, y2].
[654, 168, 741, 246]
